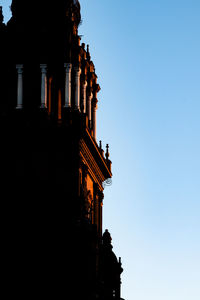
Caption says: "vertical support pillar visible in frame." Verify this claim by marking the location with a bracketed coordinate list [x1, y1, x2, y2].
[48, 77, 52, 115]
[94, 184, 99, 230]
[74, 67, 81, 111]
[16, 64, 23, 109]
[82, 80, 87, 113]
[58, 89, 62, 120]
[40, 64, 47, 109]
[64, 63, 72, 108]
[98, 191, 104, 237]
[92, 98, 98, 140]
[88, 92, 93, 127]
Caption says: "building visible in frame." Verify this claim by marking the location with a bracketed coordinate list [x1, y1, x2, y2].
[0, 1, 124, 299]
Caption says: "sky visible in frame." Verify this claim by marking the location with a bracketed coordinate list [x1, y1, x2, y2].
[1, 1, 200, 300]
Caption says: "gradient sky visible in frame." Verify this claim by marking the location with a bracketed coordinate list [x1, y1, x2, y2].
[2, 1, 200, 300]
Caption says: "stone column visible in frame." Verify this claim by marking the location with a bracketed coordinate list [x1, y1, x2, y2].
[48, 77, 52, 115]
[40, 64, 47, 109]
[74, 67, 81, 111]
[16, 64, 23, 109]
[58, 89, 62, 120]
[82, 80, 87, 113]
[88, 92, 93, 127]
[64, 63, 72, 108]
[98, 191, 104, 237]
[92, 98, 98, 139]
[93, 183, 99, 229]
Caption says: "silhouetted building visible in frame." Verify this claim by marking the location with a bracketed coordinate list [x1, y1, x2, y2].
[0, 1, 124, 299]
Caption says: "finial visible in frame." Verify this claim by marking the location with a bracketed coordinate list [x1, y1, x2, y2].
[87, 45, 91, 61]
[99, 141, 105, 157]
[105, 144, 109, 160]
[0, 6, 4, 24]
[99, 140, 102, 149]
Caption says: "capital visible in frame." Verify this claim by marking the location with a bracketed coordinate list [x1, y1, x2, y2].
[16, 64, 23, 74]
[40, 64, 47, 73]
[74, 67, 81, 76]
[64, 63, 72, 72]
[92, 98, 98, 109]
[83, 80, 88, 88]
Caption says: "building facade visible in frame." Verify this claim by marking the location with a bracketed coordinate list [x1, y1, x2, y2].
[0, 1, 124, 299]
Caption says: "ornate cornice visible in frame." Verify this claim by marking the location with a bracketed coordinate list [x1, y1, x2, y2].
[80, 136, 112, 191]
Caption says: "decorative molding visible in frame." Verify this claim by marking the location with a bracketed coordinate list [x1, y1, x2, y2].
[80, 139, 111, 191]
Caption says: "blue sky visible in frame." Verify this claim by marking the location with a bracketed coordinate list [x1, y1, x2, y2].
[2, 1, 200, 300]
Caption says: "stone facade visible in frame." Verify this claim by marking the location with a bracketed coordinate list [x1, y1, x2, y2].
[0, 2, 124, 299]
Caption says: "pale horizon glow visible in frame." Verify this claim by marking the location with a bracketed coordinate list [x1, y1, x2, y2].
[2, 1, 200, 300]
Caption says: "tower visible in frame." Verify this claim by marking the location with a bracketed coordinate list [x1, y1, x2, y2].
[0, 2, 124, 299]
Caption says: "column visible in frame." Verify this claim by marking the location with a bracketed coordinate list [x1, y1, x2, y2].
[58, 89, 62, 120]
[16, 64, 23, 109]
[92, 98, 98, 139]
[48, 77, 52, 115]
[98, 191, 104, 237]
[64, 63, 72, 108]
[94, 184, 99, 229]
[74, 67, 81, 111]
[82, 80, 87, 113]
[40, 64, 47, 109]
[88, 92, 93, 127]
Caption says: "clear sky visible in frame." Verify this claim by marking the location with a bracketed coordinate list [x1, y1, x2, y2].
[2, 1, 200, 300]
